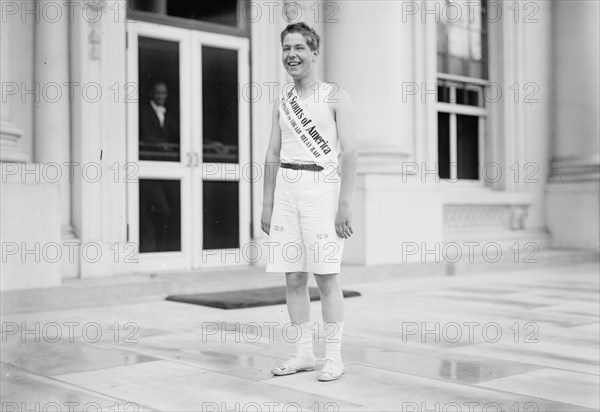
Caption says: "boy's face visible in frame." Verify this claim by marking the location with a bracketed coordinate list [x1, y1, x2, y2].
[282, 32, 318, 79]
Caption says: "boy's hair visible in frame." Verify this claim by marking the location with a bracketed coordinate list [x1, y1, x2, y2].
[280, 22, 320, 52]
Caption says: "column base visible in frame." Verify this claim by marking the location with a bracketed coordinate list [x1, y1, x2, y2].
[61, 226, 81, 279]
[0, 181, 61, 291]
[357, 151, 412, 174]
[546, 180, 600, 249]
[0, 120, 27, 163]
[343, 174, 443, 265]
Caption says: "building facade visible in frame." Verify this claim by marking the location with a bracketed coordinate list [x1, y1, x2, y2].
[1, 0, 598, 291]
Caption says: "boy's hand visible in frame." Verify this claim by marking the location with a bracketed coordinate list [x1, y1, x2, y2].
[335, 202, 353, 239]
[261, 206, 273, 235]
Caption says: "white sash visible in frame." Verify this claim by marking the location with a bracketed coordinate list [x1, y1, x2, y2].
[279, 84, 335, 166]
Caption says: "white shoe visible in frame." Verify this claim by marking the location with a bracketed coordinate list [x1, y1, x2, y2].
[271, 354, 316, 376]
[318, 358, 344, 381]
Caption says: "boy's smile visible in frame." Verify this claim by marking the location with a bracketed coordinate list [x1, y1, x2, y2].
[282, 33, 317, 79]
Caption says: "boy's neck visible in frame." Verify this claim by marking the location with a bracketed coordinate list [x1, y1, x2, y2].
[294, 74, 319, 95]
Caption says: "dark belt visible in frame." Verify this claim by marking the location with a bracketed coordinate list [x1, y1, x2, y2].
[280, 162, 323, 171]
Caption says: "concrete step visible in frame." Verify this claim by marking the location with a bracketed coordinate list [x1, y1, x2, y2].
[445, 247, 599, 276]
[1, 248, 598, 314]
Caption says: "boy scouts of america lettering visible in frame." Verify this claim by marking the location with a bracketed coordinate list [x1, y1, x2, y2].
[280, 88, 333, 160]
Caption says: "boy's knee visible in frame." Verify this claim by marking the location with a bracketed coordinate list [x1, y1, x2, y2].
[285, 271, 309, 292]
[315, 274, 341, 296]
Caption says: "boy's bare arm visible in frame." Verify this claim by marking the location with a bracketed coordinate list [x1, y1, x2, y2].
[334, 89, 358, 239]
[261, 97, 282, 235]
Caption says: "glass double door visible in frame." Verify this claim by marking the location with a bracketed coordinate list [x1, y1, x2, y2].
[127, 22, 250, 271]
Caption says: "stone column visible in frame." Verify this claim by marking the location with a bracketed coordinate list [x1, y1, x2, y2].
[70, 0, 131, 278]
[546, 0, 600, 249]
[0, 9, 25, 162]
[322, 2, 443, 265]
[33, 0, 80, 279]
[33, 0, 74, 239]
[323, 1, 416, 173]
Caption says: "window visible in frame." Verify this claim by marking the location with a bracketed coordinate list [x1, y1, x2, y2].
[436, 0, 488, 181]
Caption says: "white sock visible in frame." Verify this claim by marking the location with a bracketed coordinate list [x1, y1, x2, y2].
[324, 321, 344, 362]
[294, 321, 314, 358]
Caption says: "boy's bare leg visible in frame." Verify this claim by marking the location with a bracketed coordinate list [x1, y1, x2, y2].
[314, 272, 344, 322]
[271, 271, 315, 375]
[285, 271, 310, 323]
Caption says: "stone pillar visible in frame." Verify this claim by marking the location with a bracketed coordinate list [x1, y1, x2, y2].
[323, 1, 415, 173]
[70, 0, 130, 278]
[322, 2, 443, 265]
[33, 0, 74, 239]
[0, 8, 26, 162]
[251, 2, 282, 246]
[546, 0, 600, 249]
[33, 0, 80, 277]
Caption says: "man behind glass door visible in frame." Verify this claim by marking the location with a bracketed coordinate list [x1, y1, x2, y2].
[139, 79, 180, 160]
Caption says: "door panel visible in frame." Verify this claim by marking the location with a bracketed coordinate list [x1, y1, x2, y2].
[201, 45, 239, 164]
[138, 179, 182, 253]
[127, 23, 192, 272]
[192, 32, 250, 267]
[202, 180, 239, 250]
[137, 36, 181, 163]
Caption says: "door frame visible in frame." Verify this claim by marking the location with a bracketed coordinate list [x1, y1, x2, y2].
[126, 21, 251, 272]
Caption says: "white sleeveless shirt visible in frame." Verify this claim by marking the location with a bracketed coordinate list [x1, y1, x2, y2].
[279, 82, 341, 168]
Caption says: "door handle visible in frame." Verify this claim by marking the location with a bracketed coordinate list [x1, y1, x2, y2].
[193, 152, 199, 167]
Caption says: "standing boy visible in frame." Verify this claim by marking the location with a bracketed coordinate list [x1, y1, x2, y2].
[261, 22, 358, 381]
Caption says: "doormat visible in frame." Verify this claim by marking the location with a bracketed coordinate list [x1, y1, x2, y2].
[165, 286, 361, 309]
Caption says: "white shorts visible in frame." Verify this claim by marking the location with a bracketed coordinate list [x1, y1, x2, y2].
[266, 166, 344, 274]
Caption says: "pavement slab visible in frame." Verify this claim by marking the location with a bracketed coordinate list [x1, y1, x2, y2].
[1, 262, 598, 411]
